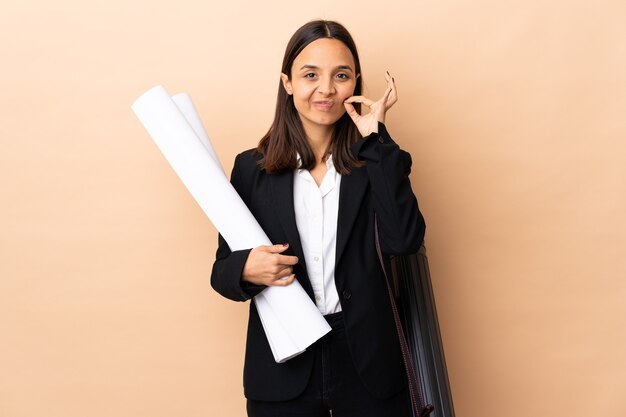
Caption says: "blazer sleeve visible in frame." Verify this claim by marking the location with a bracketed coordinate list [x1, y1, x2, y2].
[210, 152, 268, 302]
[351, 122, 426, 255]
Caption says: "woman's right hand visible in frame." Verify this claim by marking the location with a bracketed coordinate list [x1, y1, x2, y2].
[242, 243, 298, 287]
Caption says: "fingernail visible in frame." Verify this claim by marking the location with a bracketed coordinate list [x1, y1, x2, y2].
[283, 243, 289, 247]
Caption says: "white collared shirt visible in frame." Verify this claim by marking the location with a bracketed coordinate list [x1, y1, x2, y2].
[293, 153, 342, 314]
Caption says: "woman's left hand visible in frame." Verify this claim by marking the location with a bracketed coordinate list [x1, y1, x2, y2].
[344, 71, 397, 137]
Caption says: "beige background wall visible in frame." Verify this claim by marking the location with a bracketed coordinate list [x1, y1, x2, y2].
[1, 0, 625, 416]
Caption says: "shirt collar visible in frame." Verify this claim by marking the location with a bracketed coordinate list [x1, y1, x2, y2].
[295, 152, 335, 172]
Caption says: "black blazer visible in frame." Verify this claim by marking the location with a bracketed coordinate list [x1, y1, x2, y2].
[211, 122, 426, 401]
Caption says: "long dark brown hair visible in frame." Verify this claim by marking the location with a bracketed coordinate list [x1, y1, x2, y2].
[255, 20, 365, 175]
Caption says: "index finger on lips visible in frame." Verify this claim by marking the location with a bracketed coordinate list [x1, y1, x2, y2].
[345, 95, 375, 107]
[343, 101, 360, 120]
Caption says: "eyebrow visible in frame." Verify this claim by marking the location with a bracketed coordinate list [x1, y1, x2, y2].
[299, 64, 354, 73]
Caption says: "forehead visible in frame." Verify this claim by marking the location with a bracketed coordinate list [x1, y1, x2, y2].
[293, 38, 355, 70]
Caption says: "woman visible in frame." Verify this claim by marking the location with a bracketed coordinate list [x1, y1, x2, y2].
[211, 19, 426, 417]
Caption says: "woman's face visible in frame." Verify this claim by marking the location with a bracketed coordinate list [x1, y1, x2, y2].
[281, 38, 358, 136]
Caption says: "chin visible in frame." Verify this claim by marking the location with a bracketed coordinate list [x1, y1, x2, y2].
[299, 109, 346, 130]
[317, 112, 345, 126]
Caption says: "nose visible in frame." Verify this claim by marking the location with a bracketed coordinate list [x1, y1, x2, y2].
[317, 76, 336, 96]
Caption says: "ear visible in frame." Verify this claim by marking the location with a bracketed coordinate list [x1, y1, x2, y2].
[280, 73, 293, 95]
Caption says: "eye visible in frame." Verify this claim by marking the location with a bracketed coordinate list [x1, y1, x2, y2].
[336, 73, 350, 80]
[304, 73, 317, 79]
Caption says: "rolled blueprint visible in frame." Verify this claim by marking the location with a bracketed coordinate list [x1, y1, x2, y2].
[171, 93, 224, 173]
[131, 85, 331, 362]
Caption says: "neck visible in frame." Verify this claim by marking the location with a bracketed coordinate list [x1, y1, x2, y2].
[303, 123, 333, 163]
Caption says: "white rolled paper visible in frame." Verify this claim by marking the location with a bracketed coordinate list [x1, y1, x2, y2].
[171, 93, 224, 172]
[131, 85, 331, 362]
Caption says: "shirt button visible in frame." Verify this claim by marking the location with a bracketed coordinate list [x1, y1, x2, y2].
[378, 136, 385, 143]
[313, 256, 319, 262]
[342, 289, 352, 300]
[315, 295, 321, 302]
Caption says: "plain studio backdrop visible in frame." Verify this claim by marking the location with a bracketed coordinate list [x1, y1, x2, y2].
[1, 1, 625, 416]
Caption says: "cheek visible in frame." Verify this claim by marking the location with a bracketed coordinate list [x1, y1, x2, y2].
[292, 83, 315, 98]
[338, 82, 356, 99]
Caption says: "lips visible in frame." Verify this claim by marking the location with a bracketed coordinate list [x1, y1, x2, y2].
[313, 100, 334, 111]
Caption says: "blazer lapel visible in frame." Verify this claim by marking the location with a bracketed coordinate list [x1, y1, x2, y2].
[336, 165, 369, 266]
[268, 170, 313, 297]
[268, 165, 369, 297]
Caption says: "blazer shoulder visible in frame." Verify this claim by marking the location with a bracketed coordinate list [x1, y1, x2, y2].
[231, 148, 264, 202]
[234, 148, 263, 171]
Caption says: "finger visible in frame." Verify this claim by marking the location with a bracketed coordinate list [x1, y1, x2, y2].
[371, 87, 392, 116]
[258, 243, 290, 253]
[344, 95, 375, 107]
[275, 254, 299, 265]
[387, 73, 398, 106]
[272, 274, 296, 286]
[343, 101, 360, 122]
[386, 91, 397, 107]
[271, 263, 292, 274]
[381, 86, 392, 105]
[383, 72, 392, 93]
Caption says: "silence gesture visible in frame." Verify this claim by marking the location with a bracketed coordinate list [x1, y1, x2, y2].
[344, 71, 398, 137]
